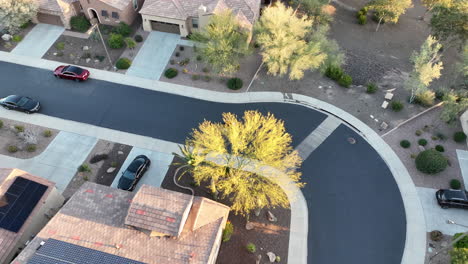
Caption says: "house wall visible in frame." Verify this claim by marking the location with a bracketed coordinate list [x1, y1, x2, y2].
[79, 0, 144, 26]
[141, 14, 188, 36]
[3, 188, 64, 264]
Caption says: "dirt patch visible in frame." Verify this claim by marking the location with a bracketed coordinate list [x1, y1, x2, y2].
[0, 22, 36, 52]
[161, 156, 290, 264]
[425, 232, 452, 264]
[62, 139, 132, 199]
[160, 45, 263, 93]
[0, 117, 57, 159]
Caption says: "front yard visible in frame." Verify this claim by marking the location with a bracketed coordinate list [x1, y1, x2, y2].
[0, 22, 35, 52]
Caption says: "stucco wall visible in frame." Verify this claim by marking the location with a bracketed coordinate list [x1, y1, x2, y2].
[141, 14, 188, 36]
[79, 0, 143, 26]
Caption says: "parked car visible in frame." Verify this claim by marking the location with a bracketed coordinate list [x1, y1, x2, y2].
[436, 189, 468, 210]
[117, 155, 151, 191]
[0, 95, 40, 113]
[54, 65, 90, 81]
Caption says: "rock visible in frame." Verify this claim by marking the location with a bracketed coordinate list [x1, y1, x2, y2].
[83, 45, 89, 51]
[370, 115, 374, 119]
[1, 34, 12, 41]
[18, 131, 38, 145]
[254, 208, 261, 216]
[245, 221, 254, 230]
[255, 255, 262, 264]
[69, 54, 74, 59]
[418, 145, 425, 152]
[380, 122, 388, 129]
[86, 58, 91, 63]
[266, 252, 276, 262]
[318, 85, 322, 89]
[94, 59, 99, 63]
[118, 151, 124, 155]
[107, 167, 116, 173]
[53, 52, 58, 56]
[267, 211, 277, 222]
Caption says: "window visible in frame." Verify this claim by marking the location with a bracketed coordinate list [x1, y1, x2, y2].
[101, 10, 108, 17]
[192, 18, 199, 29]
[133, 0, 138, 10]
[112, 12, 119, 19]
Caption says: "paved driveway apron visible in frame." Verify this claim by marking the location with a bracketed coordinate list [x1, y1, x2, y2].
[11, 24, 64, 58]
[126, 31, 184, 80]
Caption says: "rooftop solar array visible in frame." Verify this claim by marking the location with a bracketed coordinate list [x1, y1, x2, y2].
[0, 177, 47, 233]
[28, 239, 146, 264]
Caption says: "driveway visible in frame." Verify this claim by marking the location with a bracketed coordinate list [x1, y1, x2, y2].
[126, 31, 193, 80]
[111, 147, 174, 191]
[0, 131, 97, 191]
[11, 24, 64, 58]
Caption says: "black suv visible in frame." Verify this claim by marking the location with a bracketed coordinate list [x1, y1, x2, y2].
[436, 189, 468, 210]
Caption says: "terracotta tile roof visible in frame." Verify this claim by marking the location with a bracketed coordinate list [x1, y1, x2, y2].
[14, 182, 230, 264]
[0, 169, 54, 264]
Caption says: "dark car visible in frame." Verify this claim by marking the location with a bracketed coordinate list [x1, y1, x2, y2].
[54, 65, 90, 81]
[117, 155, 151, 191]
[436, 189, 468, 209]
[0, 95, 40, 114]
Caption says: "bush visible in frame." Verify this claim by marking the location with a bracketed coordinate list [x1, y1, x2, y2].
[275, 256, 281, 262]
[20, 21, 30, 29]
[372, 11, 386, 23]
[110, 161, 118, 168]
[357, 15, 367, 25]
[78, 164, 91, 173]
[179, 58, 190, 66]
[175, 52, 180, 57]
[453, 233, 468, 248]
[191, 74, 200, 80]
[222, 221, 234, 242]
[43, 130, 52, 137]
[55, 42, 65, 50]
[415, 91, 435, 107]
[113, 22, 132, 37]
[450, 248, 468, 264]
[453, 131, 467, 143]
[116, 58, 132, 69]
[325, 65, 343, 81]
[108, 33, 124, 49]
[415, 149, 448, 174]
[81, 52, 91, 59]
[0, 120, 3, 128]
[179, 46, 184, 51]
[14, 125, 24, 133]
[169, 59, 175, 65]
[415, 130, 422, 136]
[391, 101, 404, 112]
[338, 74, 352, 88]
[435, 145, 445, 152]
[366, 83, 378, 94]
[202, 67, 210, 73]
[90, 154, 109, 164]
[7, 146, 18, 153]
[418, 139, 428, 146]
[196, 55, 202, 61]
[246, 242, 256, 253]
[12, 35, 22, 42]
[164, 68, 178, 79]
[26, 144, 36, 152]
[134, 34, 143, 42]
[70, 15, 91, 33]
[436, 133, 446, 140]
[435, 89, 446, 100]
[124, 37, 136, 49]
[430, 230, 443, 241]
[450, 179, 461, 190]
[400, 140, 411, 148]
[227, 78, 243, 90]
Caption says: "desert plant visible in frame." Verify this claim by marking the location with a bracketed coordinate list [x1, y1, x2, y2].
[202, 67, 210, 73]
[164, 68, 178, 79]
[116, 58, 132, 69]
[20, 20, 30, 29]
[430, 230, 443, 241]
[222, 221, 234, 242]
[275, 256, 281, 262]
[435, 145, 445, 152]
[7, 145, 18, 153]
[179, 46, 184, 51]
[357, 14, 367, 24]
[169, 59, 175, 65]
[338, 74, 352, 88]
[94, 55, 105, 62]
[55, 42, 65, 50]
[453, 131, 467, 143]
[246, 242, 256, 253]
[43, 130, 52, 137]
[12, 35, 22, 42]
[179, 58, 190, 66]
[431, 136, 439, 140]
[227, 78, 243, 90]
[391, 101, 404, 112]
[124, 37, 136, 49]
[175, 52, 180, 57]
[113, 22, 132, 37]
[436, 133, 446, 140]
[415, 90, 435, 106]
[90, 153, 109, 164]
[196, 55, 202, 61]
[26, 144, 36, 152]
[453, 233, 468, 248]
[415, 149, 448, 174]
[70, 15, 91, 32]
[110, 161, 118, 168]
[400, 140, 411, 148]
[108, 33, 124, 49]
[134, 34, 143, 42]
[325, 65, 343, 81]
[415, 130, 422, 136]
[78, 163, 91, 173]
[14, 125, 24, 133]
[418, 138, 428, 146]
[366, 83, 378, 94]
[81, 52, 92, 59]
[191, 74, 200, 80]
[450, 179, 461, 189]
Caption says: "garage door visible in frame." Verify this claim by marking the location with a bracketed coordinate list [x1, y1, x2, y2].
[151, 21, 180, 34]
[37, 13, 63, 26]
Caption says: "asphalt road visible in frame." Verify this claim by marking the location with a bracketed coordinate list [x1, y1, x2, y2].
[0, 62, 406, 264]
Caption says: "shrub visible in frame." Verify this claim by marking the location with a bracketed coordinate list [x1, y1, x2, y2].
[338, 74, 352, 88]
[415, 130, 422, 136]
[275, 256, 281, 262]
[78, 164, 91, 173]
[246, 242, 256, 253]
[203, 75, 212, 82]
[450, 248, 468, 264]
[430, 230, 443, 241]
[196, 55, 202, 61]
[116, 58, 132, 69]
[202, 67, 210, 73]
[410, 153, 417, 159]
[372, 11, 386, 23]
[108, 33, 124, 49]
[357, 15, 367, 25]
[453, 131, 467, 143]
[12, 35, 22, 42]
[418, 139, 428, 146]
[20, 21, 30, 29]
[90, 154, 109, 164]
[110, 161, 118, 168]
[14, 125, 24, 133]
[81, 52, 91, 59]
[99, 24, 112, 35]
[366, 83, 378, 94]
[325, 65, 343, 81]
[134, 34, 143, 42]
[222, 221, 234, 242]
[0, 120, 3, 128]
[164, 68, 178, 79]
[431, 136, 439, 140]
[43, 130, 52, 137]
[400, 140, 411, 148]
[415, 91, 435, 106]
[436, 133, 446, 140]
[55, 42, 65, 50]
[169, 59, 175, 65]
[415, 149, 448, 174]
[179, 46, 184, 51]
[435, 145, 444, 152]
[94, 55, 105, 62]
[227, 78, 243, 90]
[124, 37, 136, 49]
[7, 146, 18, 153]
[391, 101, 404, 112]
[175, 52, 180, 57]
[453, 233, 468, 248]
[70, 15, 91, 33]
[113, 22, 132, 37]
[450, 179, 461, 190]
[179, 58, 190, 66]
[26, 144, 36, 152]
[191, 74, 200, 80]
[435, 89, 446, 100]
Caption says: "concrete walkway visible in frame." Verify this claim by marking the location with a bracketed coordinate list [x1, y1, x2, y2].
[126, 31, 192, 80]
[12, 24, 64, 58]
[457, 149, 468, 187]
[0, 131, 97, 191]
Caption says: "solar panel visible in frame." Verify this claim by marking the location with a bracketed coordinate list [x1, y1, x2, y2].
[28, 239, 146, 264]
[0, 177, 47, 232]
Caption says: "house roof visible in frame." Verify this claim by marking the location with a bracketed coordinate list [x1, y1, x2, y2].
[13, 182, 230, 264]
[140, 0, 261, 26]
[0, 169, 54, 264]
[35, 0, 79, 13]
[99, 0, 133, 10]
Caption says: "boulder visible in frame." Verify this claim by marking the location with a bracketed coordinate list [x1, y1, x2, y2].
[255, 255, 262, 264]
[266, 252, 276, 263]
[85, 58, 91, 63]
[267, 211, 277, 222]
[83, 45, 89, 51]
[107, 167, 116, 173]
[118, 151, 124, 155]
[18, 131, 38, 145]
[1, 34, 12, 41]
[418, 145, 425, 152]
[94, 59, 99, 63]
[245, 221, 254, 230]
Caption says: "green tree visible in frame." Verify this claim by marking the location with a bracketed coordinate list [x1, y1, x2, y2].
[309, 25, 345, 73]
[254, 2, 327, 80]
[292, 0, 333, 25]
[190, 10, 250, 75]
[450, 248, 468, 264]
[366, 0, 413, 31]
[430, 0, 468, 46]
[421, 0, 453, 12]
[180, 110, 303, 217]
[405, 36, 443, 103]
[440, 91, 468, 123]
[0, 0, 38, 34]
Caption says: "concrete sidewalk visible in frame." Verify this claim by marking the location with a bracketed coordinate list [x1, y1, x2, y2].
[12, 24, 64, 58]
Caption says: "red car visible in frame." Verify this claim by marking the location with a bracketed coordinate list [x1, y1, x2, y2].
[54, 65, 90, 81]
